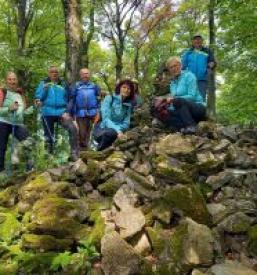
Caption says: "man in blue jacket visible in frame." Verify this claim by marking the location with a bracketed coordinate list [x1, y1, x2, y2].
[181, 35, 216, 102]
[34, 66, 79, 161]
[71, 68, 101, 149]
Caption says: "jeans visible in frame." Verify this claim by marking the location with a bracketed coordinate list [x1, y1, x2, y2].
[42, 115, 78, 154]
[0, 121, 29, 171]
[76, 116, 95, 148]
[93, 123, 117, 151]
[167, 98, 206, 130]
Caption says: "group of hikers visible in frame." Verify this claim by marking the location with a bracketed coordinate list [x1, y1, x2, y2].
[0, 34, 216, 174]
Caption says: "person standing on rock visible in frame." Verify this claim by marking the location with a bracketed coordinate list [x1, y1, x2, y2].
[0, 72, 34, 173]
[165, 57, 206, 134]
[34, 66, 79, 161]
[70, 68, 101, 150]
[92, 79, 135, 151]
[181, 35, 216, 102]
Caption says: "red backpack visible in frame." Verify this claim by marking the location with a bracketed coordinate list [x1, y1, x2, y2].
[0, 87, 27, 108]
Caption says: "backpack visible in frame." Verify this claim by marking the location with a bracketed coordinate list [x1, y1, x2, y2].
[0, 87, 27, 108]
[150, 97, 170, 123]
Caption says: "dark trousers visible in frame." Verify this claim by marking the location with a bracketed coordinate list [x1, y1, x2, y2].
[198, 80, 207, 102]
[93, 123, 117, 151]
[166, 98, 206, 130]
[42, 116, 78, 153]
[0, 121, 29, 171]
[76, 116, 95, 148]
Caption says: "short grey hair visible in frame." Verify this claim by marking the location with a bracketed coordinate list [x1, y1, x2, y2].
[166, 56, 181, 67]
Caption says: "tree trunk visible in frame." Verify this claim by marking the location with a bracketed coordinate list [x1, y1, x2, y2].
[134, 47, 140, 80]
[115, 48, 123, 82]
[82, 0, 95, 68]
[62, 0, 83, 83]
[207, 0, 216, 119]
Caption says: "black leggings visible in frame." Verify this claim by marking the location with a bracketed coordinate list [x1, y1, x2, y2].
[0, 121, 29, 171]
[93, 123, 117, 151]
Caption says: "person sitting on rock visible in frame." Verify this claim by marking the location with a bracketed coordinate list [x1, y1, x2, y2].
[165, 57, 206, 134]
[0, 72, 34, 174]
[92, 79, 135, 151]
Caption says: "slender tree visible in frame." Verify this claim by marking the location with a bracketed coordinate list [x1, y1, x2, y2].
[62, 0, 83, 83]
[207, 0, 216, 119]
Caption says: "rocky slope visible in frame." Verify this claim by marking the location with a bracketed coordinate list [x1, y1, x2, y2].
[0, 120, 257, 275]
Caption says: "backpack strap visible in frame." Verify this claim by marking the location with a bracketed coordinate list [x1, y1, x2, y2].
[0, 88, 7, 107]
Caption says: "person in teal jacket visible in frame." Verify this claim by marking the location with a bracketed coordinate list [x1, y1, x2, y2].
[181, 35, 216, 101]
[165, 57, 206, 134]
[34, 66, 79, 160]
[92, 79, 135, 150]
[0, 72, 34, 173]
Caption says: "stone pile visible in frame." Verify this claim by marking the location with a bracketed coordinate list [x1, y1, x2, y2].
[0, 121, 257, 274]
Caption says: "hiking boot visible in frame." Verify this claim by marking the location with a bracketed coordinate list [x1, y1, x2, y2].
[181, 126, 197, 135]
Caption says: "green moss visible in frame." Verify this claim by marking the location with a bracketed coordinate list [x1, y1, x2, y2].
[0, 186, 18, 207]
[87, 208, 105, 248]
[80, 150, 112, 161]
[86, 160, 101, 184]
[146, 227, 170, 256]
[0, 212, 21, 243]
[97, 178, 123, 196]
[248, 225, 257, 256]
[22, 234, 73, 252]
[162, 185, 211, 225]
[0, 261, 18, 275]
[125, 169, 156, 190]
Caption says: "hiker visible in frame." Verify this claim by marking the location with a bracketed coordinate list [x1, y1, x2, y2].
[0, 72, 34, 173]
[182, 35, 216, 102]
[92, 79, 135, 151]
[70, 68, 101, 150]
[165, 57, 206, 134]
[34, 66, 79, 161]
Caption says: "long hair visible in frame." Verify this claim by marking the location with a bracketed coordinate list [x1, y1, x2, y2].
[115, 79, 135, 102]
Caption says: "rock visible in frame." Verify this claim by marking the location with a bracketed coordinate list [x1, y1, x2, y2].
[152, 200, 173, 225]
[113, 185, 139, 210]
[0, 210, 21, 243]
[206, 170, 235, 190]
[27, 196, 88, 238]
[155, 133, 195, 161]
[114, 206, 145, 239]
[207, 203, 230, 225]
[106, 151, 127, 170]
[213, 139, 231, 153]
[248, 225, 257, 256]
[192, 269, 205, 275]
[161, 184, 211, 225]
[130, 152, 152, 176]
[22, 233, 73, 251]
[125, 168, 157, 190]
[218, 212, 252, 233]
[131, 233, 151, 256]
[154, 155, 194, 184]
[209, 260, 257, 275]
[98, 172, 126, 196]
[0, 186, 18, 207]
[101, 231, 141, 275]
[197, 151, 224, 175]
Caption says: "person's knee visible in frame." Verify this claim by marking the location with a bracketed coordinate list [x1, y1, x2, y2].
[173, 97, 187, 108]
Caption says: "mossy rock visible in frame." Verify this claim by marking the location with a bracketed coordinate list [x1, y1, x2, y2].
[0, 261, 18, 275]
[87, 208, 105, 249]
[85, 160, 101, 184]
[27, 196, 88, 238]
[80, 149, 113, 161]
[106, 151, 128, 170]
[153, 155, 194, 185]
[152, 200, 173, 225]
[161, 184, 211, 225]
[22, 234, 73, 252]
[0, 211, 21, 243]
[247, 225, 257, 256]
[97, 177, 123, 196]
[0, 186, 19, 207]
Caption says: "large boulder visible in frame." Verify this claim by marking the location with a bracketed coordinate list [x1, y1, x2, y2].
[101, 231, 141, 275]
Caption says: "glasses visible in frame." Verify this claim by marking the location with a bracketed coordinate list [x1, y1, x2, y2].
[168, 64, 180, 69]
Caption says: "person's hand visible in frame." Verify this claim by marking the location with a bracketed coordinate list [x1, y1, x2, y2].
[166, 97, 174, 104]
[61, 112, 71, 121]
[117, 132, 126, 140]
[9, 102, 19, 112]
[208, 62, 215, 69]
[34, 99, 42, 107]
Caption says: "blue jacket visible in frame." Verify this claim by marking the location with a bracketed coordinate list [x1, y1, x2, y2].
[71, 81, 100, 117]
[35, 78, 69, 116]
[181, 47, 215, 81]
[170, 71, 204, 105]
[100, 94, 131, 133]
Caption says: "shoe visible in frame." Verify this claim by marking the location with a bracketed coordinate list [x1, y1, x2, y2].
[89, 139, 99, 151]
[181, 126, 196, 135]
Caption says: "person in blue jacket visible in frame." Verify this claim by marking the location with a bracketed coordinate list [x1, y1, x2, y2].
[34, 66, 79, 161]
[70, 68, 101, 149]
[181, 35, 216, 102]
[165, 57, 206, 134]
[92, 79, 135, 151]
